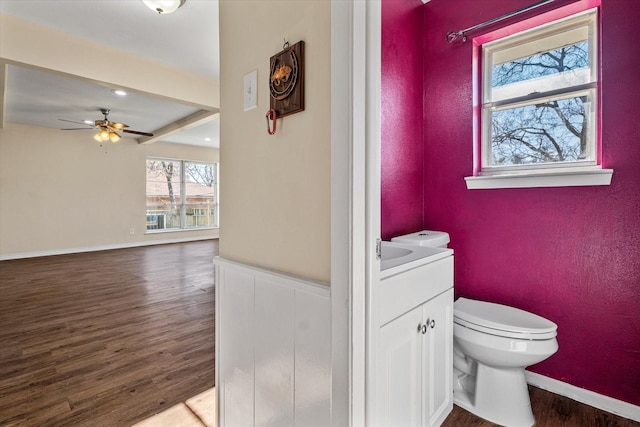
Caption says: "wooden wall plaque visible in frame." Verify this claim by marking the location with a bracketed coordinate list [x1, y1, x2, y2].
[269, 41, 304, 118]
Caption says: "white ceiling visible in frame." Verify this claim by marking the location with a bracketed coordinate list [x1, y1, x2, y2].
[0, 0, 220, 148]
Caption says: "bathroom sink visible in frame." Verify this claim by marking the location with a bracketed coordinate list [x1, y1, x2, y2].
[380, 241, 452, 276]
[381, 245, 413, 260]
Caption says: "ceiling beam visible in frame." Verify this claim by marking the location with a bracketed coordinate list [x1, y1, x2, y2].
[138, 109, 219, 144]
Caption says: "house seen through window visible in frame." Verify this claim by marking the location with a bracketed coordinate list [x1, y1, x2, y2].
[146, 158, 218, 231]
[479, 8, 598, 174]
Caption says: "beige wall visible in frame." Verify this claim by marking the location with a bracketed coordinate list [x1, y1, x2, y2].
[218, 1, 331, 283]
[0, 123, 219, 256]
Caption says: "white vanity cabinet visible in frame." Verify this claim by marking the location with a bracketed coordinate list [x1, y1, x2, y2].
[376, 248, 453, 427]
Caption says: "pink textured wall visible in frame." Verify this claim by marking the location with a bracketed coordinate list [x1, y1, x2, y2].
[418, 0, 640, 405]
[381, 0, 424, 241]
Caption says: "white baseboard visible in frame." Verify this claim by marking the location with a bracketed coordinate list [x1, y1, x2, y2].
[0, 232, 219, 261]
[525, 371, 640, 422]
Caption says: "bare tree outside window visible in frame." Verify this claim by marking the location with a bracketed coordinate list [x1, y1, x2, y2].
[146, 160, 180, 203]
[467, 9, 608, 189]
[183, 162, 217, 228]
[480, 9, 598, 176]
[146, 159, 218, 230]
[491, 41, 590, 165]
[185, 162, 216, 188]
[491, 42, 588, 87]
[490, 41, 590, 166]
[146, 160, 181, 228]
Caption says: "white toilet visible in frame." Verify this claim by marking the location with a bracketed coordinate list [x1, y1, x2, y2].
[391, 231, 559, 427]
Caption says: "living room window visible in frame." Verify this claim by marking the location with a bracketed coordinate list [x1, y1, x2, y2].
[465, 7, 612, 189]
[146, 158, 218, 231]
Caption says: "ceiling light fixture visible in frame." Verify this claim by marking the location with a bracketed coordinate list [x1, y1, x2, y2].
[142, 0, 186, 14]
[63, 109, 153, 144]
[94, 130, 122, 143]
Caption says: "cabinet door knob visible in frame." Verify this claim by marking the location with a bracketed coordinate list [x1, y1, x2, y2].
[430, 319, 436, 329]
[417, 323, 428, 334]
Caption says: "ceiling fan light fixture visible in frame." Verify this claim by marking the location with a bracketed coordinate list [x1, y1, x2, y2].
[142, 0, 186, 14]
[64, 109, 153, 143]
[109, 132, 121, 143]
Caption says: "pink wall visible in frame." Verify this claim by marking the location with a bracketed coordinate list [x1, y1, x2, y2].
[422, 0, 640, 405]
[381, 0, 424, 241]
[382, 0, 640, 406]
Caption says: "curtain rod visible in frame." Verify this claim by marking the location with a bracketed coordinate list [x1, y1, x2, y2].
[446, 0, 555, 43]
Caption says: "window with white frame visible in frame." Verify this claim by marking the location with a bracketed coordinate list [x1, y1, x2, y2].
[146, 158, 218, 231]
[466, 8, 611, 189]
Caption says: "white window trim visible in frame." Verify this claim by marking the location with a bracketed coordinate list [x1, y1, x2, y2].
[466, 7, 613, 190]
[465, 166, 612, 189]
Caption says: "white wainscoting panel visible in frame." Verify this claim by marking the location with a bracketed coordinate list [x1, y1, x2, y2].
[215, 257, 331, 427]
[255, 278, 295, 427]
[294, 289, 331, 427]
[219, 266, 255, 427]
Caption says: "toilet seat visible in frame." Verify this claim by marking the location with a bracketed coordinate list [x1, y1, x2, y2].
[454, 297, 557, 340]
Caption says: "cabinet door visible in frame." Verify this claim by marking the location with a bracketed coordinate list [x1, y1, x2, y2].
[422, 289, 453, 427]
[379, 306, 423, 427]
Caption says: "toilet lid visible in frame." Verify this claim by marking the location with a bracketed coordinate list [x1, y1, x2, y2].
[454, 297, 557, 340]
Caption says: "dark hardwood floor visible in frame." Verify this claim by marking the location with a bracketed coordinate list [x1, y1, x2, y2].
[2, 240, 637, 426]
[0, 240, 217, 427]
[442, 385, 639, 427]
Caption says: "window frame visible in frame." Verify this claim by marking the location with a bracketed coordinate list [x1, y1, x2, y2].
[465, 3, 613, 189]
[145, 157, 219, 232]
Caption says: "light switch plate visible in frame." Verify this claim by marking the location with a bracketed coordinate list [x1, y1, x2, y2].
[243, 70, 257, 111]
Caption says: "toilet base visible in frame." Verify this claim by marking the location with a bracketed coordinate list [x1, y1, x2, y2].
[453, 364, 534, 427]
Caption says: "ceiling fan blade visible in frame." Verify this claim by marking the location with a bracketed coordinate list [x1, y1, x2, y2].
[123, 129, 154, 137]
[59, 119, 93, 126]
[61, 128, 94, 130]
[112, 122, 129, 130]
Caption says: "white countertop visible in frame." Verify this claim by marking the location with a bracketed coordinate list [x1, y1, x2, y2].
[380, 241, 453, 279]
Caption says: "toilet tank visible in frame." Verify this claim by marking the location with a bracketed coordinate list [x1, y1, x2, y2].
[391, 230, 450, 248]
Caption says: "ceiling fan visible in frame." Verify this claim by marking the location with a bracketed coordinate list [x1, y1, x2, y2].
[60, 108, 154, 143]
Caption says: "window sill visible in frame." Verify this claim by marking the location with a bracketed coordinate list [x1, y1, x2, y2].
[464, 167, 613, 189]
